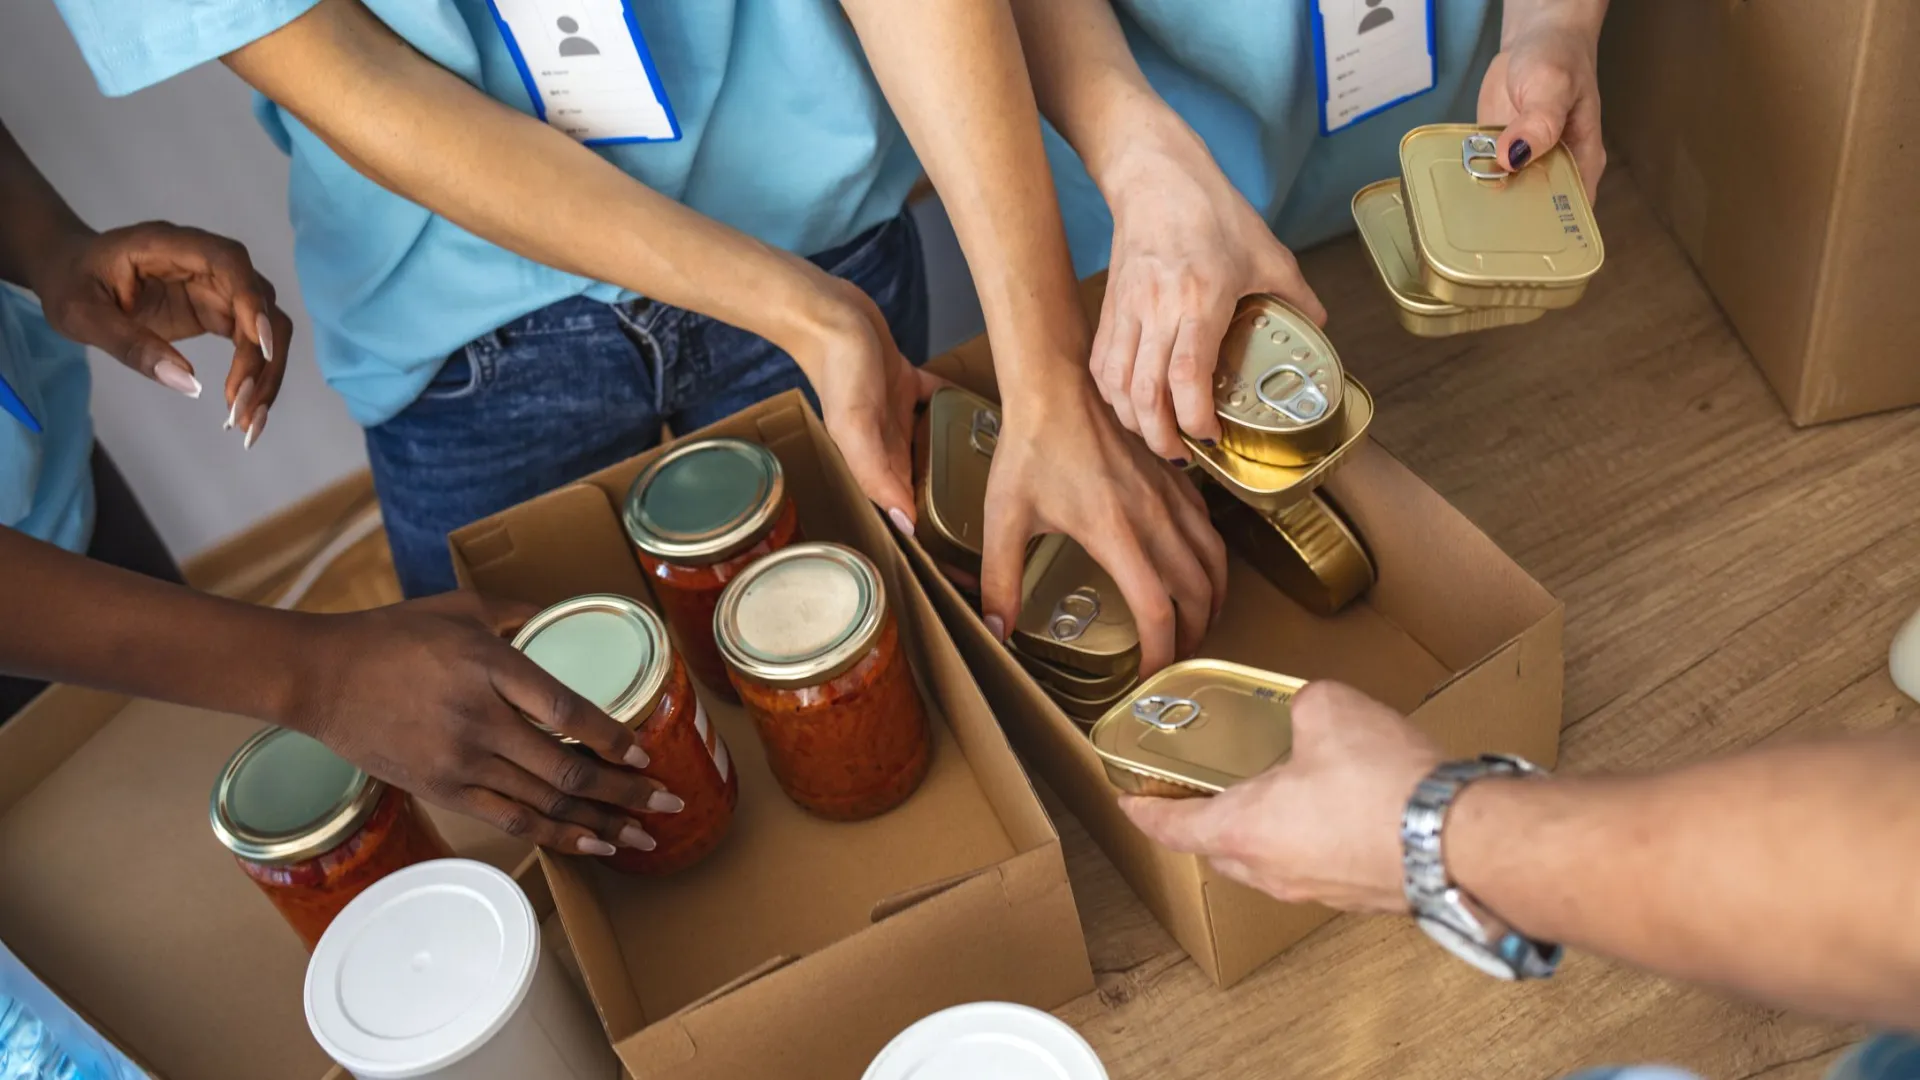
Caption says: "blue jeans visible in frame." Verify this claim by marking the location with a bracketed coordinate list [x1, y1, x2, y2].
[1569, 1033, 1920, 1080]
[366, 211, 929, 597]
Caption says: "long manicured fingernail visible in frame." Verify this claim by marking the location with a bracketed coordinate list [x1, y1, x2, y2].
[887, 507, 915, 538]
[256, 314, 274, 362]
[984, 614, 1006, 641]
[154, 361, 202, 399]
[624, 745, 651, 769]
[618, 823, 657, 851]
[244, 406, 268, 450]
[225, 377, 255, 431]
[1199, 438, 1217, 448]
[1509, 139, 1533, 170]
[1170, 457, 1189, 469]
[647, 790, 685, 814]
[576, 836, 617, 857]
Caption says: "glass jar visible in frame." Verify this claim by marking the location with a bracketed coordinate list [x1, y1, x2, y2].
[513, 594, 737, 875]
[624, 438, 802, 701]
[210, 727, 453, 950]
[716, 543, 931, 820]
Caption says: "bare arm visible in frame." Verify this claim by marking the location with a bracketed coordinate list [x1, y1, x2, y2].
[0, 125, 90, 292]
[1451, 736, 1920, 1027]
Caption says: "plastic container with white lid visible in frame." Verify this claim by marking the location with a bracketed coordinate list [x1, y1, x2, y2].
[304, 859, 615, 1080]
[863, 1002, 1108, 1080]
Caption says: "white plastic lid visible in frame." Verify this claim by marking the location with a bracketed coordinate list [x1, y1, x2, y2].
[862, 1003, 1108, 1080]
[305, 859, 539, 1079]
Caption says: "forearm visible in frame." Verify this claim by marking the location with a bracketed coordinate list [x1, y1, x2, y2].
[223, 0, 843, 358]
[0, 528, 312, 726]
[842, 0, 1087, 395]
[0, 123, 93, 292]
[1006, 0, 1179, 187]
[1500, 0, 1610, 42]
[1449, 737, 1920, 1025]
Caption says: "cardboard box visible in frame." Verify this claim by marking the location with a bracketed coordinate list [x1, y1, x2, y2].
[1601, 0, 1920, 426]
[448, 393, 1091, 1079]
[905, 284, 1565, 988]
[0, 685, 547, 1080]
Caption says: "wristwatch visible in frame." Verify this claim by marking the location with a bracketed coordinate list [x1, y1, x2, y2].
[1401, 754, 1562, 981]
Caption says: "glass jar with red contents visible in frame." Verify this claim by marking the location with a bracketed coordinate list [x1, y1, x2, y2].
[512, 594, 738, 875]
[624, 438, 802, 702]
[716, 543, 931, 820]
[210, 727, 453, 950]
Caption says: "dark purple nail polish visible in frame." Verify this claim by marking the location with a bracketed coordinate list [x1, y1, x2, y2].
[1199, 438, 1217, 448]
[1509, 139, 1533, 170]
[1170, 458, 1189, 468]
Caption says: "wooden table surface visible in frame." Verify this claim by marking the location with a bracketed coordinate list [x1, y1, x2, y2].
[290, 169, 1919, 1080]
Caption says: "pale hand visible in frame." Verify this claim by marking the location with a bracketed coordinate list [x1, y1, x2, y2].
[1092, 117, 1325, 459]
[1477, 14, 1607, 200]
[1120, 681, 1441, 912]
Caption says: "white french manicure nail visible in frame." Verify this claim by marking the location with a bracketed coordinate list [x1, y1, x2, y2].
[647, 790, 685, 814]
[225, 377, 255, 431]
[154, 361, 202, 399]
[984, 614, 1006, 641]
[576, 836, 617, 857]
[887, 506, 915, 538]
[244, 406, 268, 450]
[618, 823, 657, 851]
[624, 745, 651, 769]
[256, 313, 274, 362]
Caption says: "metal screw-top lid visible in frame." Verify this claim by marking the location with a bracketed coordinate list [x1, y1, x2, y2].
[715, 542, 887, 689]
[623, 438, 787, 565]
[211, 727, 383, 865]
[511, 594, 672, 734]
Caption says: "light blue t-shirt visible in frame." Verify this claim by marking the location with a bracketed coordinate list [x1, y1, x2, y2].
[0, 288, 95, 555]
[1046, 0, 1501, 275]
[52, 0, 922, 426]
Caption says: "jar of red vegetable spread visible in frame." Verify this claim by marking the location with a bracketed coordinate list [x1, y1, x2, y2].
[716, 542, 931, 820]
[210, 727, 452, 951]
[511, 594, 737, 875]
[624, 437, 802, 701]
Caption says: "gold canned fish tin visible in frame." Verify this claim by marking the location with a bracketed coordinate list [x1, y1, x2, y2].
[1088, 660, 1303, 798]
[1015, 646, 1139, 701]
[1182, 374, 1374, 514]
[1204, 485, 1375, 616]
[913, 385, 999, 575]
[1350, 179, 1547, 337]
[1046, 679, 1139, 727]
[1211, 295, 1347, 468]
[1399, 125, 1604, 309]
[1014, 533, 1140, 677]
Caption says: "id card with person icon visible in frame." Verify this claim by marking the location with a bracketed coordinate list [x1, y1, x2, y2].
[488, 0, 680, 144]
[1311, 0, 1436, 134]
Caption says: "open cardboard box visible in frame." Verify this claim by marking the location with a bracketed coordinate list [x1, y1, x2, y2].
[906, 280, 1566, 988]
[447, 393, 1092, 1079]
[0, 685, 547, 1080]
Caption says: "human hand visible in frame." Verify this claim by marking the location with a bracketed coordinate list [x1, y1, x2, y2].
[284, 592, 682, 858]
[1120, 681, 1441, 912]
[29, 221, 294, 448]
[791, 273, 945, 535]
[980, 370, 1227, 675]
[1091, 116, 1325, 459]
[1477, 0, 1608, 200]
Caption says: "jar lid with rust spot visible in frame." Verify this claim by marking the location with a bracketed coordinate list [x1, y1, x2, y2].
[1211, 295, 1347, 468]
[1088, 659, 1303, 797]
[211, 727, 383, 865]
[511, 594, 672, 736]
[715, 542, 886, 689]
[623, 438, 787, 565]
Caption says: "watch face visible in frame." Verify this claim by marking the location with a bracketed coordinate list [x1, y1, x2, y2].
[1417, 916, 1520, 981]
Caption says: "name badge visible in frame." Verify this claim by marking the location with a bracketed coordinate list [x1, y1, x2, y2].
[487, 0, 680, 144]
[1312, 0, 1436, 135]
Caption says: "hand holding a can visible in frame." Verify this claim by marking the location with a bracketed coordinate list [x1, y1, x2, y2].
[1477, 0, 1609, 201]
[1118, 680, 1439, 912]
[1088, 115, 1327, 462]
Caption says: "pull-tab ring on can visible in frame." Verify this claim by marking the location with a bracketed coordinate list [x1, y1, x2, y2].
[1254, 363, 1330, 423]
[1048, 586, 1101, 642]
[1462, 133, 1505, 181]
[1132, 694, 1202, 732]
[968, 408, 1000, 457]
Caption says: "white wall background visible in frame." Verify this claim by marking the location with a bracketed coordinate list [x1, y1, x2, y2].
[0, 3, 986, 560]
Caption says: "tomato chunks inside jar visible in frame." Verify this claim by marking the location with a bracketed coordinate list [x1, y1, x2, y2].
[716, 542, 931, 820]
[512, 594, 737, 875]
[623, 438, 802, 702]
[211, 727, 453, 950]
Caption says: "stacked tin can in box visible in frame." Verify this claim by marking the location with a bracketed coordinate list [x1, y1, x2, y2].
[1353, 124, 1604, 338]
[1183, 295, 1378, 616]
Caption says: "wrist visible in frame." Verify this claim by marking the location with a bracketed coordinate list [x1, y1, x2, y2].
[1501, 0, 1608, 44]
[1085, 103, 1212, 207]
[248, 610, 336, 736]
[13, 220, 93, 301]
